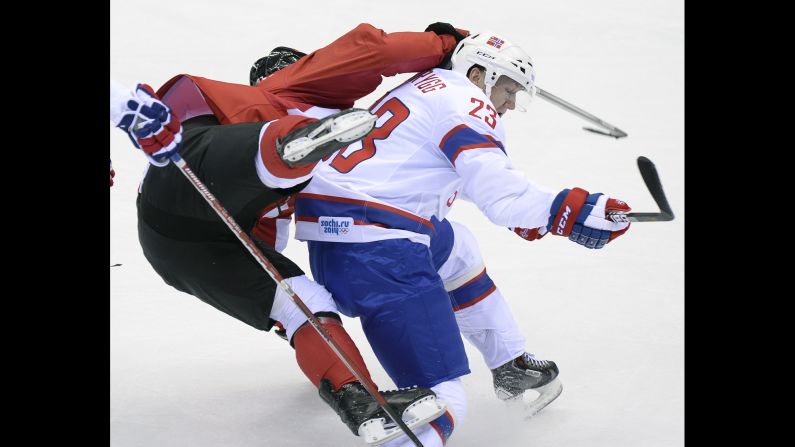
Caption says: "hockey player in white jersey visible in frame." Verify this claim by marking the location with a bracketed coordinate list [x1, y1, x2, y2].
[249, 27, 563, 420]
[291, 32, 632, 446]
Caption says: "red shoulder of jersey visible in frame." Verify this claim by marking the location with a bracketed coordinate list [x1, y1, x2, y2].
[157, 74, 289, 124]
[258, 23, 458, 109]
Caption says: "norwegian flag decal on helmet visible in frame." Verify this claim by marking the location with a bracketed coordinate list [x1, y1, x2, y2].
[487, 36, 504, 48]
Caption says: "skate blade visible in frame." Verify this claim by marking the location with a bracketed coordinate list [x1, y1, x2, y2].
[521, 378, 563, 419]
[358, 396, 447, 446]
[282, 110, 376, 162]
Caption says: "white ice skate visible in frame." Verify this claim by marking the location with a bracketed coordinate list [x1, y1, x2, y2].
[359, 394, 447, 446]
[277, 108, 377, 166]
[493, 353, 562, 418]
[515, 377, 563, 418]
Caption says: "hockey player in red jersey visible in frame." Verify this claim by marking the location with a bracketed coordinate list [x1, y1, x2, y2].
[112, 23, 465, 446]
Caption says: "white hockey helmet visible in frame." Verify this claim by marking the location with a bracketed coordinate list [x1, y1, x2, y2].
[450, 32, 536, 104]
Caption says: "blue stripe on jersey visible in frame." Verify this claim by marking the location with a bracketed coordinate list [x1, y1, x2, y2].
[484, 135, 505, 151]
[295, 194, 435, 236]
[449, 268, 496, 311]
[439, 125, 503, 164]
[430, 411, 455, 445]
[429, 217, 455, 270]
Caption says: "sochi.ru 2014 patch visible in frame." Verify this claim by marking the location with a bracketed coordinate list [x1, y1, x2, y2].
[319, 216, 353, 237]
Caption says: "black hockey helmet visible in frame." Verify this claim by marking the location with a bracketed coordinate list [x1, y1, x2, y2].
[249, 46, 307, 86]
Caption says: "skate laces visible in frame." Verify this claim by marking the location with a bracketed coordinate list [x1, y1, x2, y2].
[519, 353, 550, 369]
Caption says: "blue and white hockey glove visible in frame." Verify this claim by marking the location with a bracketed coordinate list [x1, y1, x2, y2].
[547, 187, 631, 249]
[113, 83, 182, 167]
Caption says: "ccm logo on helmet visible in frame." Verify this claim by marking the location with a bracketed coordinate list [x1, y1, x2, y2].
[556, 206, 572, 235]
[475, 50, 496, 59]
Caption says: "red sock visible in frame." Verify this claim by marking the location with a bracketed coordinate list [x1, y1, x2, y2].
[293, 317, 373, 391]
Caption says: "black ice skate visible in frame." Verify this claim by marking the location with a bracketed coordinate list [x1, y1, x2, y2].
[319, 379, 446, 445]
[492, 353, 563, 417]
[276, 108, 377, 167]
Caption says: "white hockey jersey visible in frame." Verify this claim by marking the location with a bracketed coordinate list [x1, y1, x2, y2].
[294, 68, 558, 246]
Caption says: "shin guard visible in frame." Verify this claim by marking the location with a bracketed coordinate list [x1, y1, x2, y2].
[293, 313, 373, 390]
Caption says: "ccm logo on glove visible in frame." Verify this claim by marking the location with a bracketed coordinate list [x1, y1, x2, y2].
[555, 206, 571, 235]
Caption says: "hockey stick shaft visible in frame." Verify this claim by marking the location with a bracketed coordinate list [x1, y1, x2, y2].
[627, 212, 671, 222]
[169, 154, 425, 447]
[536, 86, 628, 139]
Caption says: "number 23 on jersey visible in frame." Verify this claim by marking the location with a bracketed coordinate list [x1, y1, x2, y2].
[330, 95, 496, 173]
[330, 98, 409, 173]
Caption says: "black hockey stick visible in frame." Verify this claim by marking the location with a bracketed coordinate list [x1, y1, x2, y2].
[536, 87, 628, 139]
[610, 156, 674, 222]
[168, 154, 426, 447]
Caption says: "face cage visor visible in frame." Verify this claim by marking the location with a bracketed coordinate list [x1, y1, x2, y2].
[488, 72, 536, 113]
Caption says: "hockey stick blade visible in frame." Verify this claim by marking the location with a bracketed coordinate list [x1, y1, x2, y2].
[613, 156, 674, 222]
[633, 156, 674, 221]
[583, 126, 628, 139]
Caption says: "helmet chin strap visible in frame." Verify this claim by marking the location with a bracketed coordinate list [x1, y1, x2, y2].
[474, 67, 499, 106]
[483, 69, 500, 101]
[484, 77, 501, 106]
[484, 70, 494, 97]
